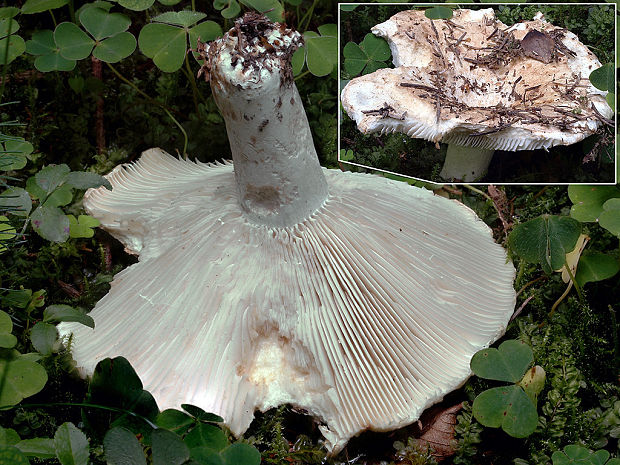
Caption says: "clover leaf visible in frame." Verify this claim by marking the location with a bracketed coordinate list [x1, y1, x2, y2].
[471, 340, 544, 438]
[26, 30, 76, 72]
[569, 185, 620, 238]
[508, 214, 582, 274]
[552, 444, 620, 465]
[0, 349, 48, 406]
[292, 24, 337, 77]
[67, 214, 100, 238]
[54, 7, 136, 63]
[139, 12, 222, 72]
[343, 33, 390, 76]
[0, 137, 32, 171]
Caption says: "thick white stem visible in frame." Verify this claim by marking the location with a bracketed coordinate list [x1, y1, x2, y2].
[209, 17, 328, 228]
[439, 144, 495, 182]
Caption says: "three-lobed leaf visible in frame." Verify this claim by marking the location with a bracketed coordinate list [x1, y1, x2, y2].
[472, 385, 538, 438]
[26, 29, 76, 72]
[300, 24, 337, 77]
[343, 33, 390, 76]
[508, 214, 582, 274]
[471, 339, 533, 383]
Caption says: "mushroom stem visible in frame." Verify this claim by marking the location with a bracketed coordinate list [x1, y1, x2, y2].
[439, 144, 495, 182]
[208, 15, 328, 228]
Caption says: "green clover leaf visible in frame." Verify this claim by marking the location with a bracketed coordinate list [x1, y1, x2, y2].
[139, 13, 222, 72]
[26, 29, 76, 72]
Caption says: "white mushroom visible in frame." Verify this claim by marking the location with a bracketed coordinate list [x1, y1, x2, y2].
[341, 8, 613, 182]
[59, 14, 516, 453]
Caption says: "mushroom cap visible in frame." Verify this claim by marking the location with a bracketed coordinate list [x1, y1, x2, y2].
[59, 148, 515, 452]
[342, 9, 613, 151]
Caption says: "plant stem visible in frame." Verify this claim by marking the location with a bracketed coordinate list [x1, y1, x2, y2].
[184, 54, 202, 113]
[68, 0, 76, 23]
[3, 402, 158, 429]
[191, 0, 196, 10]
[562, 256, 584, 302]
[164, 107, 188, 157]
[299, 0, 319, 32]
[49, 9, 57, 27]
[294, 69, 311, 81]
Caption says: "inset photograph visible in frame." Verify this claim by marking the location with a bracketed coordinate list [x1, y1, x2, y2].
[339, 4, 616, 184]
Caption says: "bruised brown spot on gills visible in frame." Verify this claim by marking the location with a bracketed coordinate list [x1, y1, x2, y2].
[258, 119, 269, 131]
[276, 97, 282, 109]
[250, 135, 257, 144]
[290, 97, 295, 105]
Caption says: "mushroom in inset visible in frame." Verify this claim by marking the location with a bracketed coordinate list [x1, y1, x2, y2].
[59, 14, 516, 453]
[341, 8, 614, 182]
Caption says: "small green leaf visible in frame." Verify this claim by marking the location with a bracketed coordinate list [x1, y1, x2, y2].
[54, 423, 89, 465]
[31, 204, 70, 242]
[360, 33, 390, 62]
[87, 357, 159, 436]
[291, 46, 304, 75]
[575, 252, 620, 286]
[65, 171, 111, 190]
[214, 0, 241, 19]
[0, 7, 20, 19]
[104, 427, 146, 465]
[153, 11, 207, 27]
[43, 305, 95, 328]
[188, 21, 222, 55]
[43, 184, 73, 208]
[1, 289, 33, 309]
[26, 29, 76, 71]
[93, 32, 137, 63]
[220, 443, 261, 465]
[138, 23, 186, 72]
[35, 52, 76, 71]
[21, 0, 69, 14]
[30, 322, 57, 355]
[0, 426, 21, 445]
[151, 429, 189, 465]
[0, 187, 31, 217]
[117, 0, 155, 11]
[339, 149, 354, 162]
[472, 385, 538, 438]
[569, 185, 620, 222]
[600, 197, 620, 236]
[15, 437, 55, 458]
[156, 409, 195, 434]
[0, 18, 19, 40]
[589, 63, 615, 92]
[80, 7, 131, 40]
[158, 0, 183, 4]
[68, 214, 100, 238]
[0, 35, 25, 65]
[55, 22, 94, 60]
[184, 424, 228, 452]
[304, 27, 337, 77]
[0, 138, 32, 171]
[508, 214, 582, 274]
[25, 29, 55, 55]
[425, 6, 453, 20]
[0, 353, 48, 406]
[343, 42, 367, 76]
[0, 446, 30, 465]
[0, 311, 17, 349]
[471, 339, 533, 383]
[181, 404, 224, 423]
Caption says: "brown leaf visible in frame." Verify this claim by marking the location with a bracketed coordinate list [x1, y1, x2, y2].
[412, 402, 462, 461]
